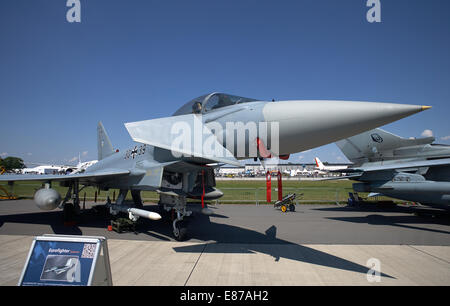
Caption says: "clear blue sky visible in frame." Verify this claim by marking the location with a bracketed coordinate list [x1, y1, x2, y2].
[0, 0, 449, 166]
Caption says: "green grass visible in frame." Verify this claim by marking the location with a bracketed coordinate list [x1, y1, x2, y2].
[216, 180, 355, 204]
[1, 179, 398, 205]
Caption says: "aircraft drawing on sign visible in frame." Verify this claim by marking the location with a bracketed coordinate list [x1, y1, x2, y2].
[44, 258, 77, 275]
[0, 93, 430, 239]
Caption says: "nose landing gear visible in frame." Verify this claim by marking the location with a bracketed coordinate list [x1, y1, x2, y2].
[173, 219, 188, 241]
[159, 192, 192, 241]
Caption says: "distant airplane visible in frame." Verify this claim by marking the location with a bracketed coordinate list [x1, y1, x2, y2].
[20, 164, 76, 175]
[20, 154, 98, 175]
[314, 157, 349, 171]
[71, 154, 98, 174]
[332, 128, 450, 210]
[0, 93, 430, 239]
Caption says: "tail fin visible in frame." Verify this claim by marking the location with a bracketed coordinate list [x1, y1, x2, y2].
[97, 122, 114, 161]
[314, 157, 324, 170]
[336, 128, 435, 164]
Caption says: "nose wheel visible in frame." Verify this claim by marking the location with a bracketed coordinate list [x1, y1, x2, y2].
[173, 219, 188, 241]
[158, 193, 192, 241]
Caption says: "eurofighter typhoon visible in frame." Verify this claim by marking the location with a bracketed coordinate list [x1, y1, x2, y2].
[0, 93, 430, 239]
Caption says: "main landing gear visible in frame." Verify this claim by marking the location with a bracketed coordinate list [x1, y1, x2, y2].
[60, 181, 82, 225]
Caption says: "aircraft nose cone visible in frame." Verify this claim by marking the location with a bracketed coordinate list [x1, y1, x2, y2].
[262, 100, 429, 154]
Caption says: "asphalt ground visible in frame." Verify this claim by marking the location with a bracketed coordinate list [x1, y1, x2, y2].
[187, 202, 450, 246]
[0, 200, 449, 245]
[1, 200, 449, 286]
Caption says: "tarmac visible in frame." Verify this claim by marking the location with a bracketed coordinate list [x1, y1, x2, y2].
[1, 200, 449, 285]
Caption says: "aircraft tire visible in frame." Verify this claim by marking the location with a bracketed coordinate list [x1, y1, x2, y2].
[173, 221, 188, 241]
[289, 204, 295, 212]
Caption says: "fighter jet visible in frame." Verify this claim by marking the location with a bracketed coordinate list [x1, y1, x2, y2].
[44, 258, 77, 275]
[0, 93, 430, 240]
[333, 128, 450, 210]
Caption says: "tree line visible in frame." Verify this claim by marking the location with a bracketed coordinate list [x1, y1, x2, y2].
[0, 156, 25, 172]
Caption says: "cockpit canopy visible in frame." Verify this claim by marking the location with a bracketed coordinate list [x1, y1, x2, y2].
[173, 93, 259, 116]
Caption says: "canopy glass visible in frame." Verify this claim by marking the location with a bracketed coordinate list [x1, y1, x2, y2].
[173, 93, 259, 116]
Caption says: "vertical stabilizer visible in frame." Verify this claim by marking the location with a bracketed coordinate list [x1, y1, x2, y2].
[335, 128, 400, 164]
[335, 128, 435, 164]
[97, 122, 114, 161]
[314, 157, 325, 170]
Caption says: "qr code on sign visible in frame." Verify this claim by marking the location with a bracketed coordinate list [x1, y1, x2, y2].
[81, 243, 96, 259]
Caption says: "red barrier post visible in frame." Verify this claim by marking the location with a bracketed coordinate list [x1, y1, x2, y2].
[266, 171, 272, 203]
[277, 171, 282, 201]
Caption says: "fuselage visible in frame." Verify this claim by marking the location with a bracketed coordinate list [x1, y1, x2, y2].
[354, 175, 450, 209]
[350, 151, 450, 209]
[174, 93, 428, 159]
[86, 93, 428, 197]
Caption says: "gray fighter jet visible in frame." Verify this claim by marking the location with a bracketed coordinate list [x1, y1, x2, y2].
[334, 128, 450, 210]
[44, 258, 77, 275]
[0, 93, 430, 239]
